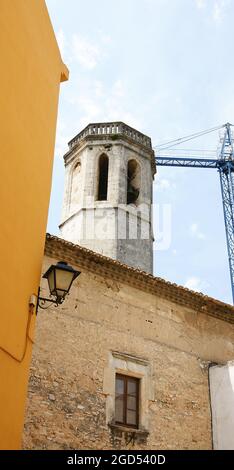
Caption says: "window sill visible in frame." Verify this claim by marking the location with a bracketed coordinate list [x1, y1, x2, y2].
[108, 423, 149, 437]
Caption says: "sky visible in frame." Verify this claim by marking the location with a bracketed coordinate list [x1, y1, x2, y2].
[46, 0, 234, 304]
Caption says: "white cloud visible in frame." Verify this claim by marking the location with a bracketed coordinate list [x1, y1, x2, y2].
[184, 276, 210, 293]
[72, 34, 103, 69]
[155, 176, 176, 192]
[195, 0, 206, 9]
[184, 276, 203, 292]
[112, 79, 125, 98]
[77, 96, 101, 123]
[212, 0, 226, 22]
[189, 223, 206, 240]
[97, 30, 112, 45]
[54, 118, 70, 159]
[56, 29, 66, 58]
[195, 0, 230, 22]
[70, 78, 142, 130]
[213, 0, 230, 22]
[93, 81, 104, 98]
[156, 178, 170, 190]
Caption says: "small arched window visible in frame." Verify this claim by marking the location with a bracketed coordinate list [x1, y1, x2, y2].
[73, 161, 81, 173]
[70, 159, 81, 208]
[127, 159, 140, 205]
[97, 154, 109, 201]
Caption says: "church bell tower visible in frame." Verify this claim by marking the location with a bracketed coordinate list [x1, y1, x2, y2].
[60, 122, 155, 273]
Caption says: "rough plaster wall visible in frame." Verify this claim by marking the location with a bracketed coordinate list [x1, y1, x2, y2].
[60, 140, 153, 273]
[209, 362, 234, 449]
[22, 256, 234, 450]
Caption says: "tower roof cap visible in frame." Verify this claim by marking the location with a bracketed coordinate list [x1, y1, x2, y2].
[68, 121, 153, 151]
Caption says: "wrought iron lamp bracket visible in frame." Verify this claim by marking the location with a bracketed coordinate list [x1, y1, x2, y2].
[36, 287, 65, 315]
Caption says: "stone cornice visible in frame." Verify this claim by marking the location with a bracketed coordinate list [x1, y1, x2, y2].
[45, 234, 234, 325]
[68, 122, 152, 150]
[63, 123, 156, 175]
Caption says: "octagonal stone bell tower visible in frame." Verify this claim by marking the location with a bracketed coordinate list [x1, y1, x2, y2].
[59, 122, 155, 273]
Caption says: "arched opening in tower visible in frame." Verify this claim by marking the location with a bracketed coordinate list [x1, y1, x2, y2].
[70, 160, 81, 209]
[98, 154, 109, 201]
[127, 159, 140, 205]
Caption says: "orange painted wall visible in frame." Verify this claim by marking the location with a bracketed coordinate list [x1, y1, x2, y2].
[0, 0, 68, 449]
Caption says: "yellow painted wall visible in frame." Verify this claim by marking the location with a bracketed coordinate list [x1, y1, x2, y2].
[0, 0, 68, 449]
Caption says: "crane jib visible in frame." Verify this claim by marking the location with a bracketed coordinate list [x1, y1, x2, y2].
[155, 124, 234, 304]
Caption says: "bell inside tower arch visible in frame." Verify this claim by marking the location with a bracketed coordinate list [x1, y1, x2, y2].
[127, 159, 140, 205]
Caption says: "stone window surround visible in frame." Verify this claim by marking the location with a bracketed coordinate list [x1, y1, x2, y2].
[103, 351, 154, 432]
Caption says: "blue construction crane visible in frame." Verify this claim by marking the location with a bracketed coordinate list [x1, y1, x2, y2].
[155, 123, 234, 303]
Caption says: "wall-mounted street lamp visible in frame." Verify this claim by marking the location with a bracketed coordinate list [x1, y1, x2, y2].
[35, 261, 81, 315]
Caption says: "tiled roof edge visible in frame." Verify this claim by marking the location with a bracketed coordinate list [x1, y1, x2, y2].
[44, 233, 234, 324]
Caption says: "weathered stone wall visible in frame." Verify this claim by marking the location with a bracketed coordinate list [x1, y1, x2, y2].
[23, 255, 234, 450]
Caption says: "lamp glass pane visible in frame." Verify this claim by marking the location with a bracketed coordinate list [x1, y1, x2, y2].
[56, 289, 67, 298]
[55, 268, 74, 293]
[47, 270, 55, 295]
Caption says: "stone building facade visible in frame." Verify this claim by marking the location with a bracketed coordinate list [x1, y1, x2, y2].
[23, 122, 234, 449]
[59, 122, 155, 274]
[23, 235, 234, 450]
